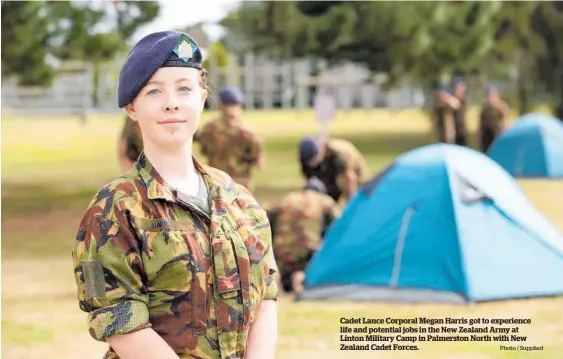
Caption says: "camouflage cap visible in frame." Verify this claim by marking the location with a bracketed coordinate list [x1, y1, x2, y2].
[118, 31, 204, 108]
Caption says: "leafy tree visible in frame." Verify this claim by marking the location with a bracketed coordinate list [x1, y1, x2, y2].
[532, 2, 563, 105]
[1, 0, 160, 87]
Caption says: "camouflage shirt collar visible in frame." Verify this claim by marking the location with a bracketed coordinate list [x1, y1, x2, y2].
[136, 152, 238, 205]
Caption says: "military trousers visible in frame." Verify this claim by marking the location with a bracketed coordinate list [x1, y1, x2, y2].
[479, 127, 500, 153]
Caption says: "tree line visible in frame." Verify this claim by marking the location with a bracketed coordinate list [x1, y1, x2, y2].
[219, 1, 563, 113]
[3, 1, 562, 114]
[1, 1, 159, 86]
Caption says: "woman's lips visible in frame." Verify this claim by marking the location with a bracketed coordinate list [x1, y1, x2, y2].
[159, 119, 186, 124]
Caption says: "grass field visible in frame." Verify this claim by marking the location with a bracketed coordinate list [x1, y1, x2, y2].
[2, 108, 563, 359]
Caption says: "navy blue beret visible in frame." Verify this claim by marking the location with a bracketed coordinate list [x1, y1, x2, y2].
[304, 177, 327, 193]
[118, 31, 203, 108]
[219, 86, 245, 105]
[299, 137, 320, 165]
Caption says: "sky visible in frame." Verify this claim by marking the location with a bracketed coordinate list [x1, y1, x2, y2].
[132, 0, 241, 43]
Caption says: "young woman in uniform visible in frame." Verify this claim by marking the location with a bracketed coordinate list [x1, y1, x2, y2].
[72, 31, 278, 359]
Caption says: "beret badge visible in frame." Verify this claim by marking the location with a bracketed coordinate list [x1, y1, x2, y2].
[174, 36, 197, 62]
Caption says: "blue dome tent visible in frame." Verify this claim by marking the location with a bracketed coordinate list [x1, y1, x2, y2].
[301, 144, 563, 303]
[488, 113, 563, 178]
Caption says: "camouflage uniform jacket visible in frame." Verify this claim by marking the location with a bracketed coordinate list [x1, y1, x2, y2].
[120, 116, 144, 163]
[72, 152, 278, 359]
[328, 138, 368, 183]
[305, 139, 367, 202]
[197, 117, 263, 189]
[479, 101, 509, 130]
[273, 190, 340, 266]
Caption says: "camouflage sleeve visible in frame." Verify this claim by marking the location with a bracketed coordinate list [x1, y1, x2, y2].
[236, 184, 279, 301]
[322, 195, 341, 237]
[72, 208, 150, 342]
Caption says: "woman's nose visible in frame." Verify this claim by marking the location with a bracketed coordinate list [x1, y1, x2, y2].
[163, 96, 179, 112]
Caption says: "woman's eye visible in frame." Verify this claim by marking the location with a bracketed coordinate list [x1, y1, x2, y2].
[179, 86, 191, 92]
[147, 89, 160, 95]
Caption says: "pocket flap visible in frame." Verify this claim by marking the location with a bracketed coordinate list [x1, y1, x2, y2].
[212, 238, 241, 296]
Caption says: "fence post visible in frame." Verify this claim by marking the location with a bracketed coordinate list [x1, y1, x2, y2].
[282, 61, 292, 109]
[244, 53, 255, 110]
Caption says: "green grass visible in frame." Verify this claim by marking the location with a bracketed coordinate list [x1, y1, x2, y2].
[2, 320, 55, 344]
[2, 109, 563, 359]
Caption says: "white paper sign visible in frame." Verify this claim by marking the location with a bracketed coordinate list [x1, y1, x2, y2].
[314, 93, 336, 125]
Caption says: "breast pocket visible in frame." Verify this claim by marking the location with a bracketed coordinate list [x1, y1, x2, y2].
[133, 218, 196, 292]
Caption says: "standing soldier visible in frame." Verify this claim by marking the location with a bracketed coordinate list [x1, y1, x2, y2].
[298, 136, 368, 206]
[479, 85, 510, 152]
[117, 115, 143, 172]
[196, 86, 265, 192]
[451, 77, 468, 146]
[273, 177, 340, 296]
[72, 30, 278, 359]
[433, 85, 461, 144]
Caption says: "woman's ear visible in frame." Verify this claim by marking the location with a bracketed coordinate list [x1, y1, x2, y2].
[200, 89, 208, 111]
[125, 103, 137, 121]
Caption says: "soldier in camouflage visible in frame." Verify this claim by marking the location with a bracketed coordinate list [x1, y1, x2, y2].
[195, 86, 265, 193]
[451, 77, 468, 146]
[298, 136, 368, 206]
[433, 84, 462, 144]
[118, 115, 143, 172]
[478, 86, 510, 153]
[72, 31, 278, 359]
[272, 177, 340, 295]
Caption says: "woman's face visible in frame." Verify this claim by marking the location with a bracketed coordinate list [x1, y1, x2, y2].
[126, 67, 207, 152]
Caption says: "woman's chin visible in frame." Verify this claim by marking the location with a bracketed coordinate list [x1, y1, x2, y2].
[155, 136, 192, 152]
